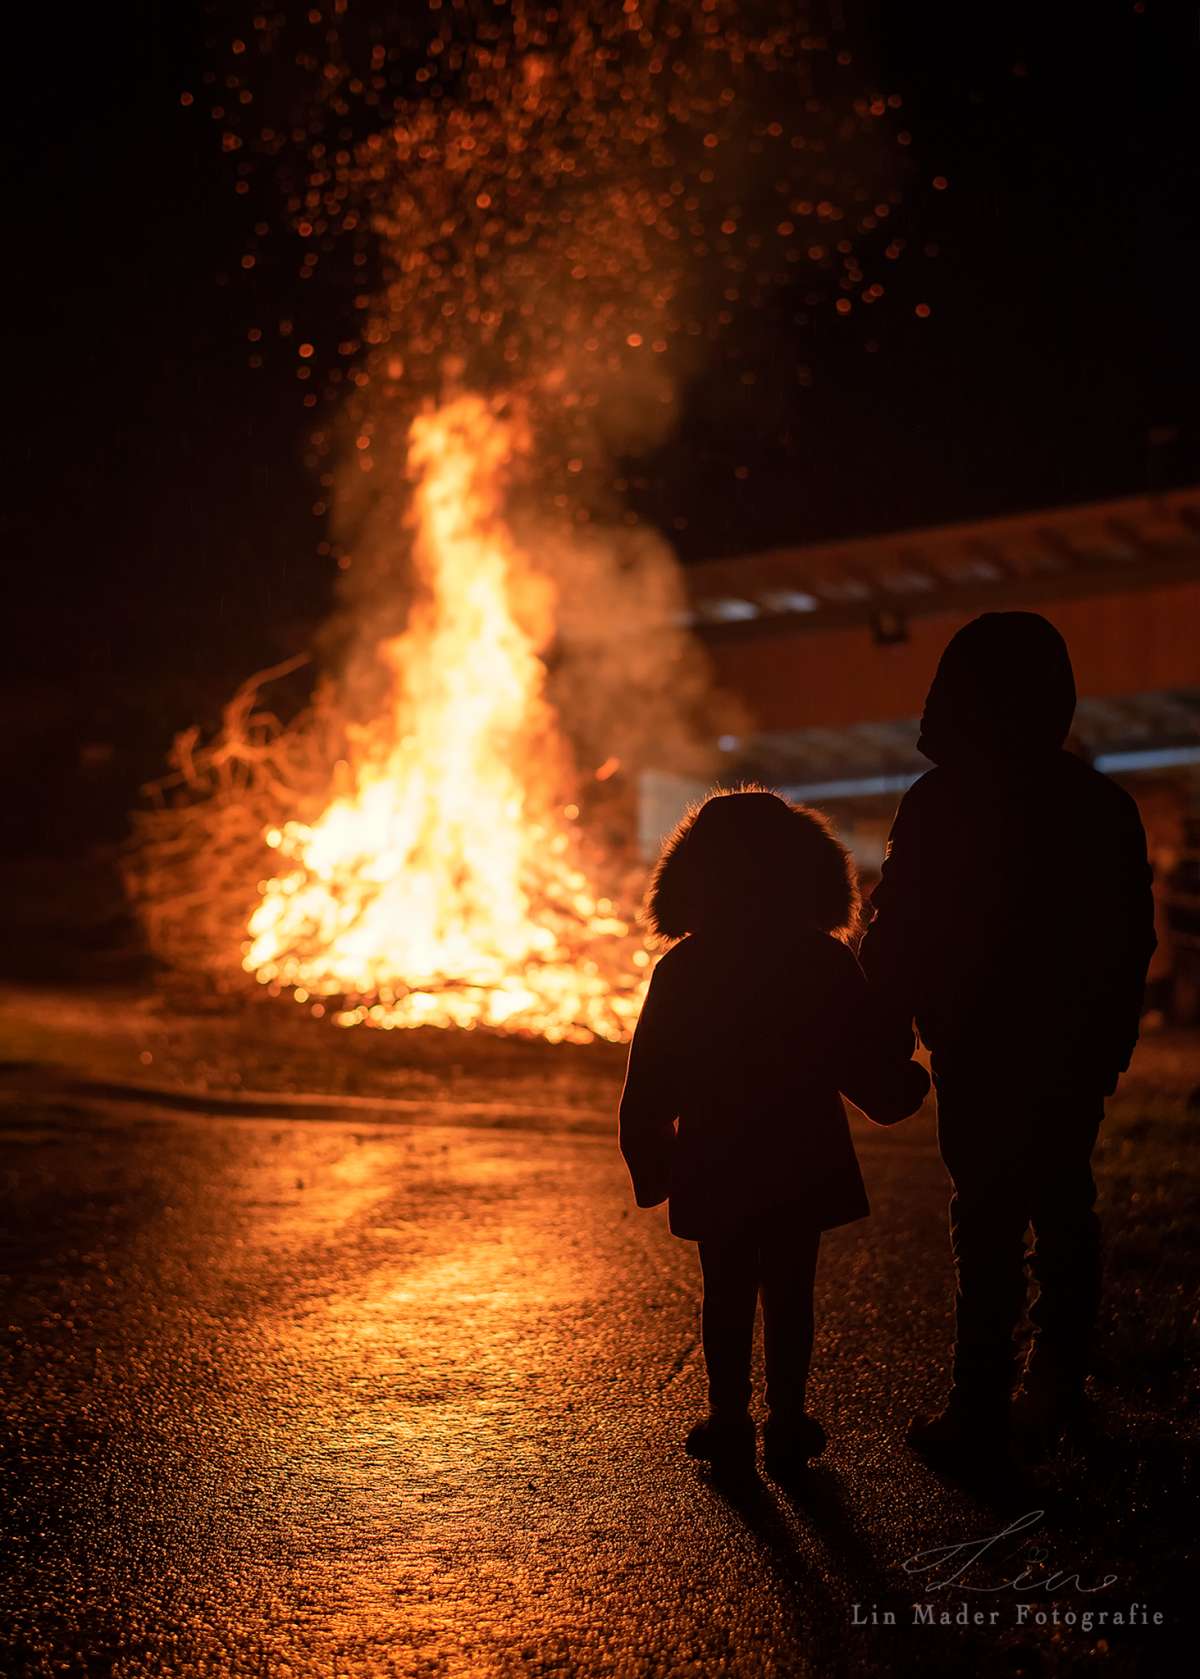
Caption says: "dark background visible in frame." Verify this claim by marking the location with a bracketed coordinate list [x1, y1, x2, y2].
[2, 1, 1197, 856]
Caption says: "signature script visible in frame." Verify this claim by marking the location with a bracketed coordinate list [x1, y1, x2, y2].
[902, 1510, 1118, 1594]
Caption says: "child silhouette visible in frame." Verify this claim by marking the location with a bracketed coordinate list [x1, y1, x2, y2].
[619, 788, 929, 1478]
[860, 613, 1157, 1464]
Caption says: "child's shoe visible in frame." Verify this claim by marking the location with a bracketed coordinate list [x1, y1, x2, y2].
[906, 1391, 1010, 1473]
[763, 1413, 827, 1481]
[1011, 1356, 1092, 1461]
[684, 1411, 756, 1472]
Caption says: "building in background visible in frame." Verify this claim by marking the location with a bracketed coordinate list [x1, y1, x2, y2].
[641, 485, 1200, 1019]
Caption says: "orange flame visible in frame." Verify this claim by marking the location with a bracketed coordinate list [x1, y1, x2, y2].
[243, 395, 650, 1042]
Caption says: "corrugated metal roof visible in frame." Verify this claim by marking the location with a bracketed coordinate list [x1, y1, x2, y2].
[732, 689, 1200, 801]
[684, 486, 1200, 637]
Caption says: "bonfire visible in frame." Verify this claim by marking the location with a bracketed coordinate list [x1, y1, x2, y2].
[127, 2, 902, 1043]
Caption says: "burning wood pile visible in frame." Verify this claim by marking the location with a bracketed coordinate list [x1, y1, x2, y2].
[128, 2, 902, 1043]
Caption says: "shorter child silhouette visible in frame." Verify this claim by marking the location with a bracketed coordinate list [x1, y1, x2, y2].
[620, 788, 929, 1478]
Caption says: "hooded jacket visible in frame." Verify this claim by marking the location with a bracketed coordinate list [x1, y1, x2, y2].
[618, 797, 929, 1240]
[859, 613, 1156, 1089]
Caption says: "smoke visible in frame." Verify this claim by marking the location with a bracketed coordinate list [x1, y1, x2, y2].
[128, 2, 907, 1022]
[294, 1, 903, 781]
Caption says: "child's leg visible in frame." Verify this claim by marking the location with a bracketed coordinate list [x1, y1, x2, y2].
[697, 1227, 759, 1417]
[1026, 1101, 1103, 1399]
[947, 1174, 1029, 1407]
[937, 1085, 1034, 1415]
[759, 1219, 821, 1425]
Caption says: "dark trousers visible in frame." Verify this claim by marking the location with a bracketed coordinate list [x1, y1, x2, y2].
[936, 1080, 1103, 1402]
[696, 1211, 821, 1422]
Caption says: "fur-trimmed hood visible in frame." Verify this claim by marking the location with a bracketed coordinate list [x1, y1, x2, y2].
[644, 786, 860, 944]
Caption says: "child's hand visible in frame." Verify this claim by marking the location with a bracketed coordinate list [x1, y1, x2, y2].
[869, 1059, 930, 1127]
[633, 1178, 670, 1210]
[896, 1059, 931, 1120]
[902, 1059, 931, 1112]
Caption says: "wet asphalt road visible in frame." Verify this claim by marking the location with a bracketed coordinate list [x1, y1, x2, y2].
[0, 1085, 1181, 1677]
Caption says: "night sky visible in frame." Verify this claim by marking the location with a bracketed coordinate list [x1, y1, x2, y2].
[4, 1, 1196, 850]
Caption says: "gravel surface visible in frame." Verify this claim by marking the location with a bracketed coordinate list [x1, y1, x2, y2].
[1, 996, 1195, 1676]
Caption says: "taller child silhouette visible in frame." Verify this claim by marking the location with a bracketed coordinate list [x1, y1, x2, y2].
[859, 612, 1156, 1462]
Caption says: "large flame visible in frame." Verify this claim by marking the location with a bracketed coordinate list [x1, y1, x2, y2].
[128, 4, 903, 1036]
[242, 395, 651, 1043]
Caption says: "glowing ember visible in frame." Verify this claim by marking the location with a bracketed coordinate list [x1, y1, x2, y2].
[129, 3, 910, 1045]
[243, 395, 649, 1042]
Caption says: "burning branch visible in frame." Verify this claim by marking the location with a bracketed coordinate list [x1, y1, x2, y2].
[125, 653, 338, 987]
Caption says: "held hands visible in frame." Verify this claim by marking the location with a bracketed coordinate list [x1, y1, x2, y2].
[625, 1134, 673, 1209]
[872, 1059, 931, 1127]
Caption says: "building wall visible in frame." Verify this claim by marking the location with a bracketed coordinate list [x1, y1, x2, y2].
[703, 580, 1200, 734]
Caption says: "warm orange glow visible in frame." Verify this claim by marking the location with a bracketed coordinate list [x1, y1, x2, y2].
[242, 396, 650, 1043]
[135, 3, 909, 1043]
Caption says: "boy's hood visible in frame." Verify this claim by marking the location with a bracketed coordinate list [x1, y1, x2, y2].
[917, 611, 1077, 767]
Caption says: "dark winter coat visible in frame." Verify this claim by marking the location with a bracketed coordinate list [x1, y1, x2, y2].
[619, 926, 930, 1240]
[859, 613, 1157, 1093]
